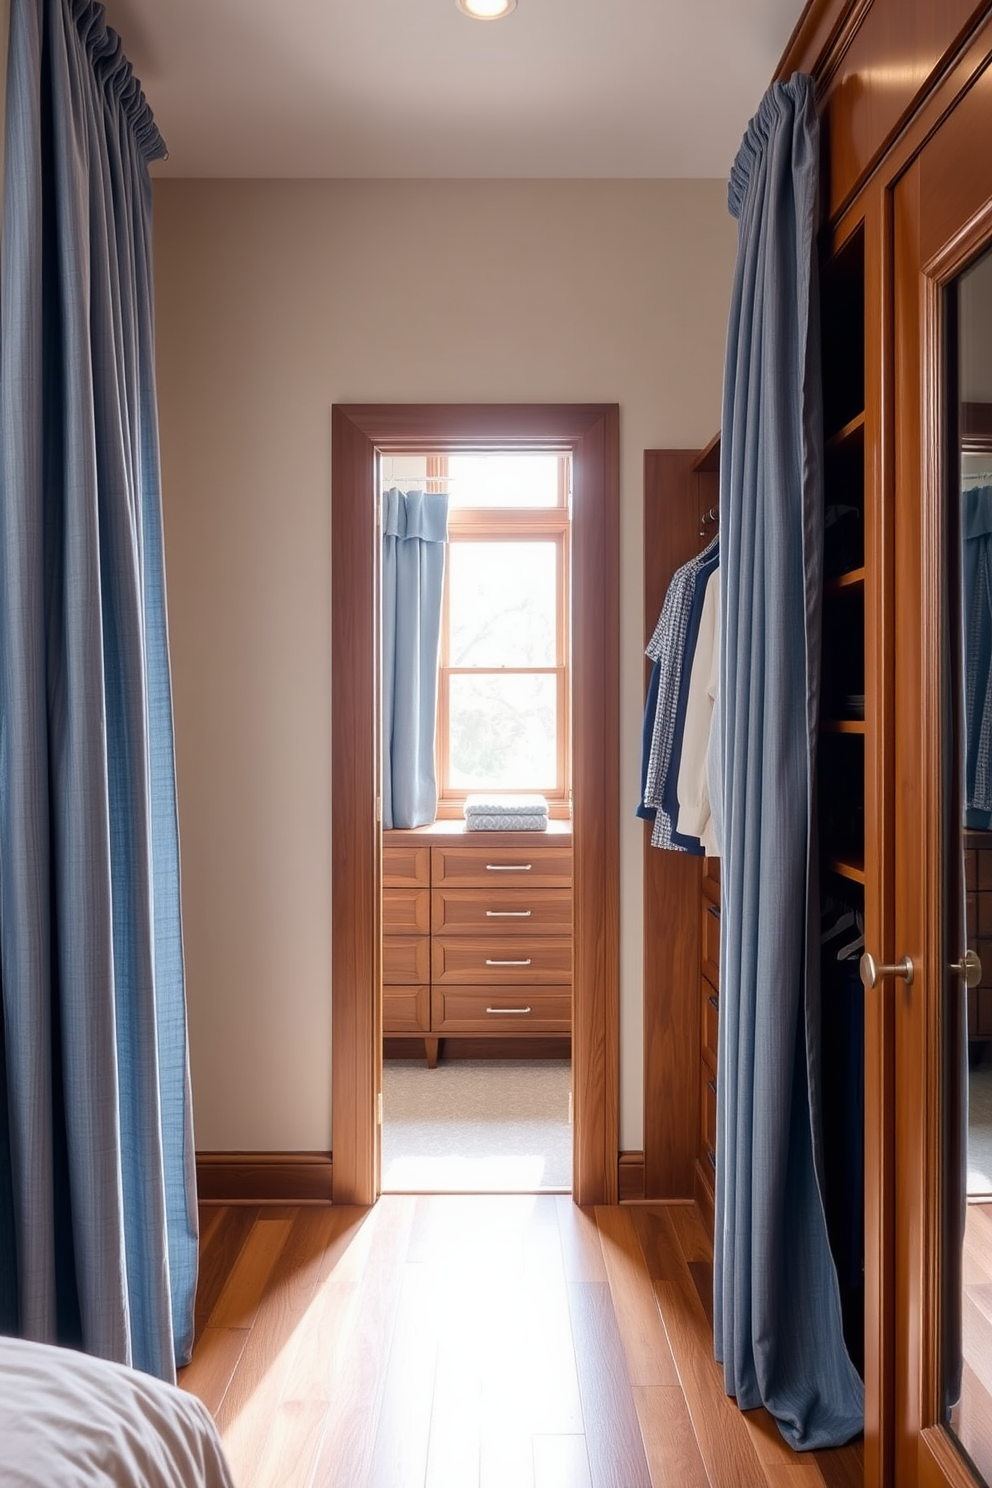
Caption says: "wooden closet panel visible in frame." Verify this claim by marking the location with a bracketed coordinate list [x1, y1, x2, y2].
[920, 63, 992, 264]
[779, 0, 986, 223]
[641, 450, 707, 1200]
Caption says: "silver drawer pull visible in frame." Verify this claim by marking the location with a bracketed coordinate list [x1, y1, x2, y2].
[486, 863, 532, 872]
[486, 909, 532, 918]
[486, 1006, 532, 1015]
[486, 958, 532, 966]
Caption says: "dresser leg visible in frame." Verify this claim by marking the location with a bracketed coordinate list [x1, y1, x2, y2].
[425, 1037, 439, 1069]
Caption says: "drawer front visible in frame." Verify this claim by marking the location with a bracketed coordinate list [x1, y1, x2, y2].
[701, 899, 720, 988]
[383, 984, 430, 1034]
[702, 855, 720, 900]
[382, 844, 430, 887]
[383, 887, 430, 935]
[432, 887, 572, 936]
[431, 986, 571, 1033]
[701, 1066, 717, 1158]
[701, 981, 719, 1075]
[383, 935, 430, 985]
[432, 936, 572, 985]
[432, 844, 572, 888]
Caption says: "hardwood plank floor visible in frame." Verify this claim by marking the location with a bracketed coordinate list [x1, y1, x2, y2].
[180, 1198, 865, 1488]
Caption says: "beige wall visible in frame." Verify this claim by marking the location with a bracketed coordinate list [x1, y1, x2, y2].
[152, 177, 737, 1152]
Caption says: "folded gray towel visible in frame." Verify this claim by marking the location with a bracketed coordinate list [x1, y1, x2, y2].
[464, 811, 549, 832]
[463, 793, 549, 818]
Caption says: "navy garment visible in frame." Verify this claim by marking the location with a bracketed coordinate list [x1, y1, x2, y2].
[713, 73, 864, 1449]
[635, 660, 661, 821]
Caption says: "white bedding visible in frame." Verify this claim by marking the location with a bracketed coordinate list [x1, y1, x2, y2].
[0, 1335, 236, 1488]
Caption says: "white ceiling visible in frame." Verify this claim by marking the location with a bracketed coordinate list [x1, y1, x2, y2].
[100, 0, 808, 180]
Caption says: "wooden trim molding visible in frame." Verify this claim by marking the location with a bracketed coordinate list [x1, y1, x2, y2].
[331, 404, 620, 1208]
[196, 1152, 334, 1205]
[617, 1152, 646, 1203]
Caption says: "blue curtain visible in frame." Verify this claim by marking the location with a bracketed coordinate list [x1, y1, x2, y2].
[0, 0, 197, 1381]
[382, 489, 448, 829]
[713, 74, 864, 1448]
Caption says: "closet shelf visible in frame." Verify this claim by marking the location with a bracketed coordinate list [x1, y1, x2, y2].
[822, 719, 866, 734]
[827, 855, 866, 886]
[824, 566, 865, 595]
[825, 410, 866, 453]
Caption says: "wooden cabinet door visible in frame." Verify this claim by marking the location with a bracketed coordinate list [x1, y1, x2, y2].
[886, 71, 992, 1488]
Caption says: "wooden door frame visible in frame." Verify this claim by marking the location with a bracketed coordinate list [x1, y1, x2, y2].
[330, 404, 620, 1207]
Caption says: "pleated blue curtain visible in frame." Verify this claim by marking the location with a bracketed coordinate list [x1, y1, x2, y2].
[0, 0, 197, 1380]
[381, 489, 449, 830]
[713, 73, 865, 1448]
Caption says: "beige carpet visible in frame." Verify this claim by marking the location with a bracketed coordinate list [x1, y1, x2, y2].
[381, 1058, 572, 1193]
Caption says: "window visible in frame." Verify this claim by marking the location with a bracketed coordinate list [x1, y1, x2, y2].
[427, 451, 572, 816]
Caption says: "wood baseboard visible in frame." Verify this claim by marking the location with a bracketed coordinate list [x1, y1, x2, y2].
[196, 1151, 333, 1205]
[618, 1151, 646, 1202]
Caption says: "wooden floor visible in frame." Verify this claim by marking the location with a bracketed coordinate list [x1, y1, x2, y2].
[179, 1196, 864, 1488]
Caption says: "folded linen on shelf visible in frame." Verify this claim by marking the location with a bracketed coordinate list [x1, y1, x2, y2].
[463, 793, 550, 831]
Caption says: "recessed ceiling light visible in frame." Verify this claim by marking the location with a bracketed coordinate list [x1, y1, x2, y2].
[457, 0, 517, 19]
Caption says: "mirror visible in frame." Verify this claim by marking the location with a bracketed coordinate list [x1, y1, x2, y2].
[945, 246, 992, 1484]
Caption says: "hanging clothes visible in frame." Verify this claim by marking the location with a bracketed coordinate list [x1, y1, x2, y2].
[637, 534, 719, 852]
[675, 569, 720, 853]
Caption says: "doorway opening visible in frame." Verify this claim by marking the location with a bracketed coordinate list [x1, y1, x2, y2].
[330, 404, 619, 1207]
[379, 448, 573, 1193]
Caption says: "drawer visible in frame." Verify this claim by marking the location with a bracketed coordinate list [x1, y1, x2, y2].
[382, 935, 430, 985]
[701, 980, 718, 1075]
[383, 984, 430, 1034]
[382, 843, 430, 887]
[432, 887, 572, 936]
[701, 1066, 717, 1159]
[383, 887, 430, 935]
[432, 844, 572, 888]
[701, 898, 720, 988]
[432, 936, 572, 985]
[431, 986, 571, 1033]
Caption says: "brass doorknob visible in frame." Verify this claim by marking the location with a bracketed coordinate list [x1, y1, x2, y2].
[951, 948, 982, 988]
[860, 952, 914, 988]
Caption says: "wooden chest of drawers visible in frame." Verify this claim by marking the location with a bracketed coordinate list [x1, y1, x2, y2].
[382, 830, 573, 1065]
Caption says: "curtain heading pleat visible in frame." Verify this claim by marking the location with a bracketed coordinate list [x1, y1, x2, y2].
[73, 0, 166, 162]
